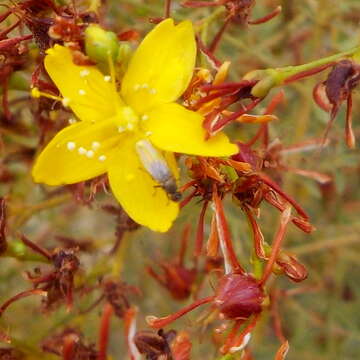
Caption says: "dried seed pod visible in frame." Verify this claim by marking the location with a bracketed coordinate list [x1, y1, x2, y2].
[214, 273, 264, 319]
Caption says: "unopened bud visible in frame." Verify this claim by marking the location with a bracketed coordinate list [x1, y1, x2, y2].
[215, 274, 264, 319]
[85, 24, 119, 63]
[276, 252, 308, 282]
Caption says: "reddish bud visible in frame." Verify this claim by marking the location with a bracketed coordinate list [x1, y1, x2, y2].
[134, 329, 175, 359]
[214, 273, 264, 320]
[276, 253, 308, 283]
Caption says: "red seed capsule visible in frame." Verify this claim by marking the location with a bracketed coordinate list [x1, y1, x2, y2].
[214, 273, 264, 320]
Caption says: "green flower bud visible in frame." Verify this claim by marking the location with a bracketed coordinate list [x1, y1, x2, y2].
[116, 42, 133, 76]
[85, 24, 119, 63]
[244, 69, 278, 98]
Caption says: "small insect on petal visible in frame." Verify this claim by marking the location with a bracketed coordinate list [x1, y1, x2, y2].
[135, 139, 181, 202]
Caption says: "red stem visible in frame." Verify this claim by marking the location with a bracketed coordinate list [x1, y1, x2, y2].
[0, 19, 21, 39]
[228, 313, 260, 352]
[284, 63, 335, 84]
[0, 35, 32, 50]
[164, 0, 171, 18]
[213, 186, 245, 274]
[258, 173, 309, 219]
[98, 303, 114, 360]
[244, 206, 266, 259]
[0, 289, 47, 316]
[212, 98, 262, 132]
[20, 234, 52, 259]
[209, 18, 230, 53]
[180, 188, 197, 209]
[196, 36, 222, 68]
[264, 90, 285, 114]
[146, 296, 215, 329]
[1, 76, 11, 120]
[195, 201, 208, 257]
[62, 335, 76, 360]
[259, 207, 291, 285]
[345, 93, 355, 148]
[248, 6, 282, 25]
[200, 80, 256, 92]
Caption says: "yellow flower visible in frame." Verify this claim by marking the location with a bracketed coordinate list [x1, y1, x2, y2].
[32, 19, 237, 232]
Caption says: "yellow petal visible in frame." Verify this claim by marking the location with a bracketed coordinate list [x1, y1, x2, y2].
[108, 136, 179, 232]
[32, 118, 120, 186]
[44, 45, 123, 122]
[145, 103, 238, 156]
[121, 19, 196, 113]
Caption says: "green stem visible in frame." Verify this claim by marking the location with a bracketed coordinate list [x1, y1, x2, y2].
[273, 47, 360, 82]
[245, 46, 360, 97]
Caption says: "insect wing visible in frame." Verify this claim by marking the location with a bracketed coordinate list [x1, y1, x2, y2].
[135, 140, 172, 183]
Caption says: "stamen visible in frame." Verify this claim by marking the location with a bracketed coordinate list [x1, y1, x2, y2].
[92, 141, 100, 150]
[79, 89, 86, 96]
[86, 150, 94, 158]
[78, 147, 86, 155]
[31, 87, 63, 102]
[67, 142, 76, 151]
[98, 155, 107, 162]
[30, 87, 72, 108]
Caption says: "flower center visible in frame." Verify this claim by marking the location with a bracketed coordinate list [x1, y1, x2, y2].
[115, 106, 139, 133]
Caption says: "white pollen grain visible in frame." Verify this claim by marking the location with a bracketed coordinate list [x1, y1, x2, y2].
[127, 123, 134, 130]
[91, 141, 100, 150]
[68, 118, 77, 124]
[98, 155, 107, 162]
[80, 69, 90, 77]
[134, 84, 141, 91]
[141, 114, 149, 121]
[141, 83, 149, 89]
[62, 98, 70, 107]
[118, 126, 125, 133]
[79, 89, 86, 95]
[67, 141, 76, 151]
[78, 147, 86, 155]
[145, 131, 152, 137]
[104, 75, 111, 82]
[86, 150, 94, 158]
[150, 88, 157, 94]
